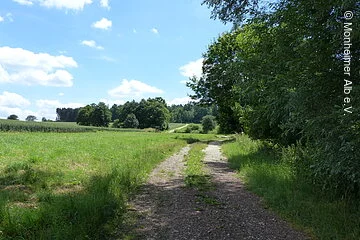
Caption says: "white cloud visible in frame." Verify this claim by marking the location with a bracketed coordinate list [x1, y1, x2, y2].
[0, 46, 77, 87]
[167, 97, 192, 105]
[58, 92, 64, 96]
[0, 13, 14, 23]
[0, 65, 10, 82]
[179, 58, 204, 78]
[36, 99, 83, 109]
[151, 28, 159, 34]
[133, 28, 137, 34]
[0, 106, 37, 120]
[0, 91, 33, 120]
[12, 0, 33, 6]
[81, 40, 104, 50]
[108, 79, 163, 98]
[0, 91, 31, 108]
[99, 98, 125, 106]
[0, 92, 84, 120]
[100, 0, 110, 9]
[92, 17, 112, 30]
[13, 0, 92, 10]
[40, 0, 92, 11]
[36, 99, 84, 120]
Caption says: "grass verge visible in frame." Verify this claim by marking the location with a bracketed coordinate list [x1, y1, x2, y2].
[184, 143, 211, 191]
[222, 135, 360, 240]
[184, 142, 222, 209]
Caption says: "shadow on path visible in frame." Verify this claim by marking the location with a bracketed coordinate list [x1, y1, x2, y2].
[119, 143, 309, 240]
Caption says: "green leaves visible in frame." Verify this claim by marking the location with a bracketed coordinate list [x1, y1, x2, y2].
[192, 0, 360, 196]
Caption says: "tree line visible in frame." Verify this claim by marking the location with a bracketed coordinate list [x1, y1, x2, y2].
[187, 0, 359, 197]
[55, 98, 216, 130]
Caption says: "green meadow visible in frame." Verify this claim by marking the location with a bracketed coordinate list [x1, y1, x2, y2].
[0, 131, 215, 239]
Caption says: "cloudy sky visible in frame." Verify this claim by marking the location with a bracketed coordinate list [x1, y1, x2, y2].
[0, 0, 229, 120]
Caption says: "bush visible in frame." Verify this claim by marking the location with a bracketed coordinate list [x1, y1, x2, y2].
[112, 119, 121, 128]
[123, 114, 139, 129]
[201, 115, 216, 133]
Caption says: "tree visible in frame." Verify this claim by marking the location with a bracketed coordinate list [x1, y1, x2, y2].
[201, 115, 216, 133]
[136, 98, 170, 130]
[187, 29, 244, 133]
[123, 113, 139, 128]
[118, 100, 139, 122]
[90, 102, 112, 127]
[112, 119, 121, 128]
[77, 105, 94, 126]
[110, 104, 120, 121]
[7, 114, 19, 120]
[202, 0, 265, 24]
[26, 115, 37, 121]
[76, 102, 111, 127]
[194, 0, 360, 196]
[56, 108, 80, 122]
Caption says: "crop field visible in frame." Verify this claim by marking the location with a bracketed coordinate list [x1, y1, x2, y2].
[0, 131, 216, 239]
[0, 119, 143, 133]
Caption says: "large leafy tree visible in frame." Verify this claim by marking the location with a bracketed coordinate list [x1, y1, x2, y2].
[136, 98, 170, 130]
[90, 102, 112, 127]
[118, 100, 139, 123]
[77, 105, 94, 126]
[76, 102, 112, 127]
[187, 29, 244, 133]
[190, 0, 360, 195]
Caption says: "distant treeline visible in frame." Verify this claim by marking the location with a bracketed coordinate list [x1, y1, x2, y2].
[56, 99, 217, 129]
[56, 108, 79, 122]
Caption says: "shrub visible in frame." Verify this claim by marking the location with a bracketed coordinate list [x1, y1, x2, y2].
[123, 114, 139, 129]
[201, 115, 216, 133]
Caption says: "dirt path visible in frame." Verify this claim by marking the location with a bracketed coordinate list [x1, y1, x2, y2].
[119, 142, 309, 240]
[168, 124, 189, 133]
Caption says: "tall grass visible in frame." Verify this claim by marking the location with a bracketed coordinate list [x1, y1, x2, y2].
[0, 131, 190, 239]
[222, 135, 360, 240]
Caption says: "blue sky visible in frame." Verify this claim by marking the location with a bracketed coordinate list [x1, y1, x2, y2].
[0, 0, 230, 120]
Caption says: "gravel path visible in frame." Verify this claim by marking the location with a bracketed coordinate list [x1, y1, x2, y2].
[121, 142, 309, 240]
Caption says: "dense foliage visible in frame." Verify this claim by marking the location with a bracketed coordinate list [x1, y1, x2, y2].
[168, 103, 217, 123]
[109, 97, 170, 130]
[56, 108, 80, 122]
[77, 102, 112, 127]
[189, 0, 360, 196]
[201, 115, 216, 133]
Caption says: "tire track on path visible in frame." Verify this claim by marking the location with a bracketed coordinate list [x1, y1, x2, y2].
[116, 142, 309, 240]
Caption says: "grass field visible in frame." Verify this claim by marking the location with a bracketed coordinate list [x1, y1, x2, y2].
[222, 135, 360, 240]
[0, 131, 216, 239]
